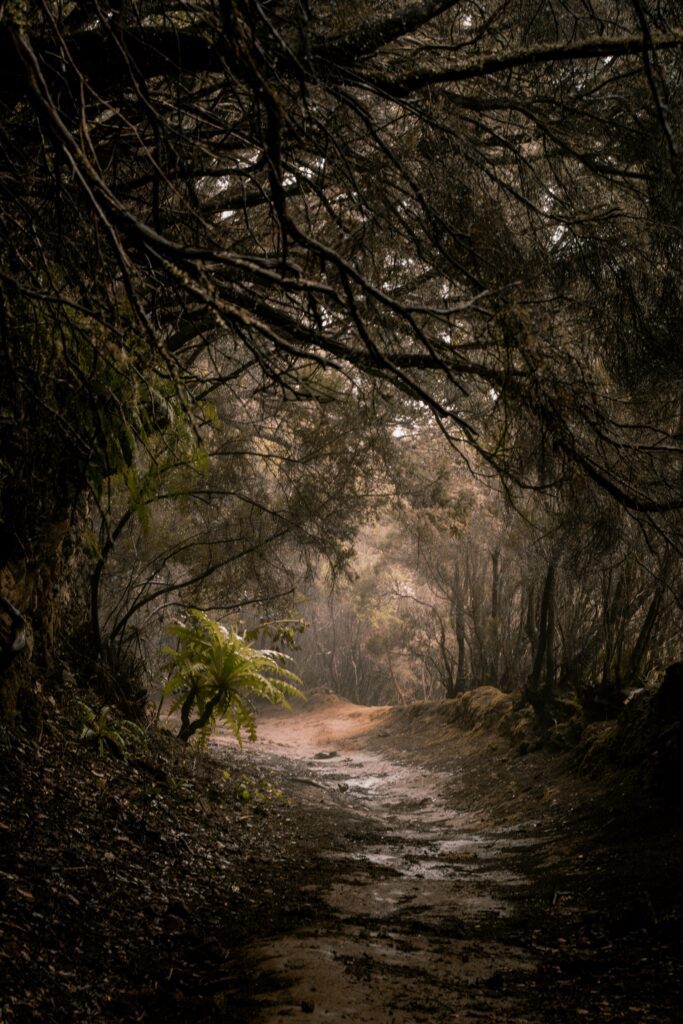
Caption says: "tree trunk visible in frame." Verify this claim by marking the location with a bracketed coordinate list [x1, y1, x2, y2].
[437, 615, 457, 698]
[455, 603, 467, 693]
[596, 571, 627, 716]
[489, 548, 500, 684]
[625, 570, 668, 687]
[525, 562, 556, 719]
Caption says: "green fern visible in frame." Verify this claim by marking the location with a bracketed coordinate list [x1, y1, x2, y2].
[76, 701, 145, 758]
[163, 610, 303, 746]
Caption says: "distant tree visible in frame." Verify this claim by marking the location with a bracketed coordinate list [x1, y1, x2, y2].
[297, 421, 680, 716]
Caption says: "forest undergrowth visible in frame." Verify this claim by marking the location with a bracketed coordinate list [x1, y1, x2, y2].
[0, 687, 340, 1023]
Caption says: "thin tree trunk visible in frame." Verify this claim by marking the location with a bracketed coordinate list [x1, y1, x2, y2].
[490, 548, 501, 684]
[526, 562, 556, 718]
[626, 570, 668, 686]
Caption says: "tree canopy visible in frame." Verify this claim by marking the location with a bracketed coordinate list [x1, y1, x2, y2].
[0, 1, 681, 712]
[3, 2, 682, 510]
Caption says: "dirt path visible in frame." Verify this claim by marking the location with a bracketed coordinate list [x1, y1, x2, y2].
[208, 694, 683, 1024]
[4, 690, 680, 1022]
[211, 699, 552, 1023]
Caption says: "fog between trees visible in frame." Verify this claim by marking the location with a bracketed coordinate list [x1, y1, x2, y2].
[296, 428, 681, 716]
[0, 1, 681, 725]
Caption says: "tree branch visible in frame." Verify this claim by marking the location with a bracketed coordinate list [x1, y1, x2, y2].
[362, 31, 683, 97]
[311, 0, 462, 62]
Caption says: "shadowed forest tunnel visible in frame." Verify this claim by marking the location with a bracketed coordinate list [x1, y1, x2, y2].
[1, 1, 682, 1021]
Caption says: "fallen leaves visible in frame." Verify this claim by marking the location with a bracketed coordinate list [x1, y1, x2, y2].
[0, 706, 320, 1023]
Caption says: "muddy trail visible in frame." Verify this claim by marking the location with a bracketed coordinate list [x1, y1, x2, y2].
[211, 694, 683, 1024]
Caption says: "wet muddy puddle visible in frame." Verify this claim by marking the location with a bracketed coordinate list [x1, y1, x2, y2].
[233, 726, 547, 1022]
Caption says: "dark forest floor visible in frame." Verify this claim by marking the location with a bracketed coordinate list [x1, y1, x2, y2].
[1, 689, 682, 1022]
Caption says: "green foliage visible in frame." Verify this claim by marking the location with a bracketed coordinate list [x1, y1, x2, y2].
[163, 610, 304, 746]
[244, 618, 307, 649]
[120, 467, 153, 535]
[0, 286, 197, 559]
[76, 701, 146, 759]
[222, 768, 287, 805]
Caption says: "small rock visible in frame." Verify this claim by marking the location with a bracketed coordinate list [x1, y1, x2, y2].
[313, 751, 338, 760]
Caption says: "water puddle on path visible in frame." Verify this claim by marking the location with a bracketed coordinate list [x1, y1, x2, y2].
[234, 728, 545, 1023]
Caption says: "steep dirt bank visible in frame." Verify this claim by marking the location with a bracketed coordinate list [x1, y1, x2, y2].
[0, 694, 353, 1022]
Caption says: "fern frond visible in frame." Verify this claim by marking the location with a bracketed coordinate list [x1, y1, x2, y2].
[163, 610, 305, 744]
